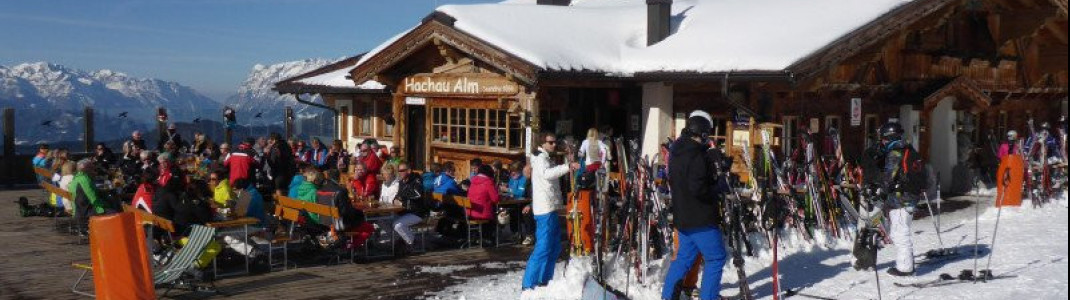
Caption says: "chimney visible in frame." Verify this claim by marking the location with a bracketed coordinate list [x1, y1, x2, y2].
[537, 0, 571, 5]
[647, 0, 672, 46]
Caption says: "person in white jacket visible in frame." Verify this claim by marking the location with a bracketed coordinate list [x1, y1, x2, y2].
[522, 132, 579, 290]
[578, 127, 610, 167]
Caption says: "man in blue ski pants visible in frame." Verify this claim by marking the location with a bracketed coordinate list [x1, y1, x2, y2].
[663, 110, 729, 300]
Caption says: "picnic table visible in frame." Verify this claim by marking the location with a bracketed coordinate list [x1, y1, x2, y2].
[207, 217, 260, 277]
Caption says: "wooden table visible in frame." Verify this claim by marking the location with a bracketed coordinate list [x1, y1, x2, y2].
[358, 205, 406, 216]
[354, 205, 406, 258]
[207, 217, 260, 277]
[496, 198, 531, 245]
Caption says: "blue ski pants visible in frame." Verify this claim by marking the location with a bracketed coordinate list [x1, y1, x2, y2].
[522, 213, 562, 289]
[662, 226, 727, 300]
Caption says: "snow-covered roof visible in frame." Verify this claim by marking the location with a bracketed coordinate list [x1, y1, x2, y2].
[275, 54, 386, 94]
[354, 0, 913, 76]
[294, 67, 384, 89]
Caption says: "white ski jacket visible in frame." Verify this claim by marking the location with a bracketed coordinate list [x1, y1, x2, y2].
[530, 148, 570, 216]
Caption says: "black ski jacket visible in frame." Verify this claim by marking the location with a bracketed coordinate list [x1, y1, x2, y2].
[668, 138, 725, 230]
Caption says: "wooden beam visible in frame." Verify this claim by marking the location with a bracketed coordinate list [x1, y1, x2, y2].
[1043, 19, 1068, 44]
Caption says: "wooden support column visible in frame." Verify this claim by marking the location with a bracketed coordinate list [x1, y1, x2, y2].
[84, 107, 94, 153]
[393, 93, 405, 156]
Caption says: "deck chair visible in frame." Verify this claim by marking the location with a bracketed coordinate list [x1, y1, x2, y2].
[72, 225, 218, 298]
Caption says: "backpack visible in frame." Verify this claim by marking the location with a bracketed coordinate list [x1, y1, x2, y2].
[897, 145, 929, 195]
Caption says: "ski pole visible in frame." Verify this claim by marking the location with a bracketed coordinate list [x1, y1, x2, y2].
[921, 191, 944, 249]
[972, 178, 982, 283]
[984, 170, 1011, 281]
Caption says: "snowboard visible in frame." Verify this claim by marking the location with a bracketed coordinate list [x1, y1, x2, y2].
[996, 154, 1025, 207]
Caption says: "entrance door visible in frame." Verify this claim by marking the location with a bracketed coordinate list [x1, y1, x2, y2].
[407, 105, 427, 170]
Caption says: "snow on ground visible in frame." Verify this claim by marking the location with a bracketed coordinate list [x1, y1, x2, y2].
[424, 192, 1069, 300]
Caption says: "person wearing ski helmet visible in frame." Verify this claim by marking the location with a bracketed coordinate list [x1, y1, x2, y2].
[998, 130, 1020, 161]
[1039, 122, 1060, 159]
[877, 122, 921, 277]
[662, 110, 729, 300]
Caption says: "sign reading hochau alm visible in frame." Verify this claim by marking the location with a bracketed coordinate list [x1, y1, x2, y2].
[402, 73, 519, 96]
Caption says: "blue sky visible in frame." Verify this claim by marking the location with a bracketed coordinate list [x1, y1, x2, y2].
[0, 0, 499, 100]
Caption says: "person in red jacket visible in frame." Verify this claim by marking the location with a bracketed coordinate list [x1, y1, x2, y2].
[350, 162, 379, 204]
[132, 171, 156, 213]
[358, 143, 383, 176]
[224, 139, 258, 189]
[467, 164, 500, 221]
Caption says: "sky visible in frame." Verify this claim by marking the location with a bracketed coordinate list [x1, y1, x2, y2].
[0, 0, 500, 101]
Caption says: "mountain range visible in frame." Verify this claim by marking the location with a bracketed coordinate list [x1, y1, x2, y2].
[0, 59, 338, 147]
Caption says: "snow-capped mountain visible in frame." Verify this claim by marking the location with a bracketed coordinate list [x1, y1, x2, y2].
[223, 58, 335, 123]
[0, 62, 220, 120]
[1, 62, 222, 145]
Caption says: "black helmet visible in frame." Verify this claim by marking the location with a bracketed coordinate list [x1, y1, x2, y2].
[684, 110, 713, 138]
[879, 122, 904, 140]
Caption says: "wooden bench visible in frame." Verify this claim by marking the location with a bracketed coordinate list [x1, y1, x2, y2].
[34, 167, 53, 180]
[270, 193, 307, 270]
[40, 181, 72, 201]
[39, 180, 73, 232]
[122, 204, 175, 233]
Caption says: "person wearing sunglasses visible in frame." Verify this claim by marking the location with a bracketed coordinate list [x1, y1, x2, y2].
[522, 132, 579, 290]
[208, 170, 234, 214]
[389, 163, 428, 256]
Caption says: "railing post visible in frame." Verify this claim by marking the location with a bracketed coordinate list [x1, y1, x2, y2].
[157, 107, 167, 150]
[285, 106, 294, 140]
[3, 108, 13, 187]
[84, 107, 94, 153]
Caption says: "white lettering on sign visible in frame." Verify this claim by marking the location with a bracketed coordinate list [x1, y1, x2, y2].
[405, 97, 426, 105]
[402, 74, 518, 96]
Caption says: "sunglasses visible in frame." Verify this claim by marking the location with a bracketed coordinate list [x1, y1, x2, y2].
[398, 169, 410, 172]
[209, 177, 220, 181]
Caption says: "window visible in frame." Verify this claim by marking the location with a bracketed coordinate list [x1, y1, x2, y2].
[782, 116, 798, 155]
[865, 114, 880, 147]
[356, 100, 373, 137]
[376, 100, 393, 138]
[432, 106, 523, 150]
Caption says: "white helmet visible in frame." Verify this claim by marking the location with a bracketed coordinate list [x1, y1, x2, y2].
[1007, 130, 1018, 140]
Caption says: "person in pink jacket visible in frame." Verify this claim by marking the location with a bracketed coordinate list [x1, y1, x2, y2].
[466, 164, 500, 221]
[997, 130, 1020, 161]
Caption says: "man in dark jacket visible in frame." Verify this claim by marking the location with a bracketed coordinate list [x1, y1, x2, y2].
[158, 123, 188, 151]
[266, 133, 296, 195]
[153, 156, 211, 235]
[662, 110, 728, 300]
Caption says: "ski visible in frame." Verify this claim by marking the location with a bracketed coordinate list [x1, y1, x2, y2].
[893, 273, 1016, 289]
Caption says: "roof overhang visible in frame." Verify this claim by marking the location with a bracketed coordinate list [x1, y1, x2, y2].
[349, 14, 542, 88]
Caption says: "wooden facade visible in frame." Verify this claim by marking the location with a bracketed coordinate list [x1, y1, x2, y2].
[282, 0, 1066, 190]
